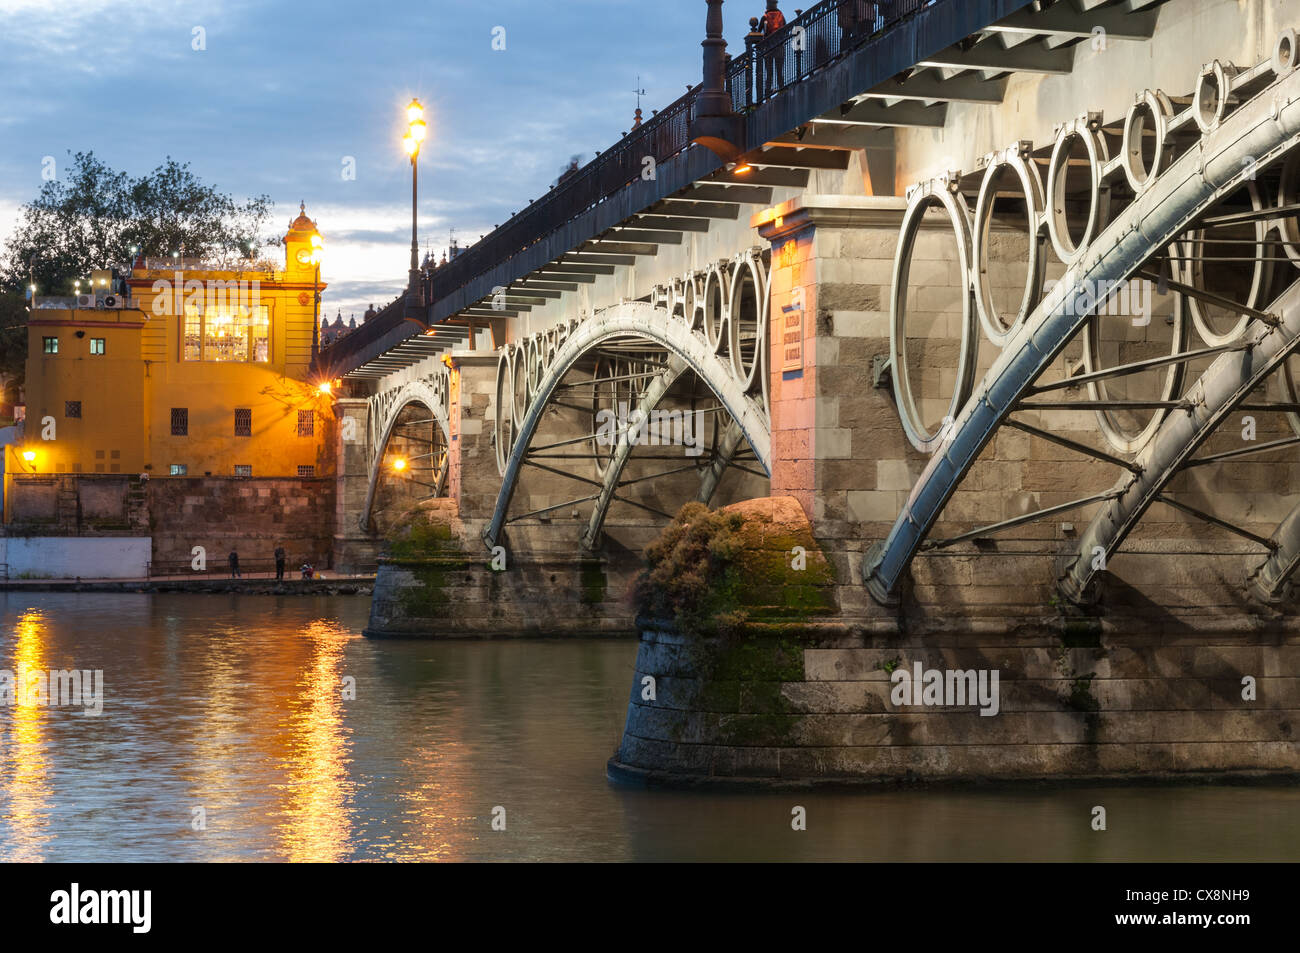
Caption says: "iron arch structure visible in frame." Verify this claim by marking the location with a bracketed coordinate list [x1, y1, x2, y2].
[484, 288, 772, 551]
[864, 31, 1300, 606]
[359, 369, 452, 532]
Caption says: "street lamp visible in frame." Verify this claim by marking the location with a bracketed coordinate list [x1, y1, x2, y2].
[403, 98, 428, 295]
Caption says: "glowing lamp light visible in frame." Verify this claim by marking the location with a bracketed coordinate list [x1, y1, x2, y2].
[406, 99, 425, 124]
[409, 119, 428, 144]
[402, 133, 418, 157]
[392, 458, 408, 472]
[733, 162, 753, 175]
[317, 381, 332, 396]
[21, 451, 36, 463]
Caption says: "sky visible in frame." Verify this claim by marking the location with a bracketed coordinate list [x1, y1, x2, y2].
[0, 0, 757, 322]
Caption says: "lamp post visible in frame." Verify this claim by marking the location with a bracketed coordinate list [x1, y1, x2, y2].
[403, 99, 428, 301]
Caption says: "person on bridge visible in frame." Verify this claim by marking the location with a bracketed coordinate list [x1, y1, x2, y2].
[838, 0, 876, 46]
[274, 545, 286, 581]
[228, 549, 241, 579]
[760, 0, 787, 99]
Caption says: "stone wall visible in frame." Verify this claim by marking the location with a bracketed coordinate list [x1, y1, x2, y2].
[610, 622, 1300, 786]
[147, 476, 335, 571]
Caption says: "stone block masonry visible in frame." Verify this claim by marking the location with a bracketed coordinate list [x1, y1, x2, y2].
[148, 477, 335, 571]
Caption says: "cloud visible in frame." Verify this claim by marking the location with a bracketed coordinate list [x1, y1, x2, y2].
[0, 0, 719, 319]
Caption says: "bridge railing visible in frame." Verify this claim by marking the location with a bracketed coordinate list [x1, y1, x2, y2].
[320, 0, 934, 374]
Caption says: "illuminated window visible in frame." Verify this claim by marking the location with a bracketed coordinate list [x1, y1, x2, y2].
[297, 410, 314, 437]
[234, 464, 252, 477]
[170, 464, 187, 476]
[184, 308, 202, 361]
[234, 408, 252, 437]
[171, 407, 188, 436]
[90, 338, 106, 355]
[43, 337, 58, 354]
[65, 400, 81, 419]
[297, 465, 316, 477]
[182, 300, 270, 363]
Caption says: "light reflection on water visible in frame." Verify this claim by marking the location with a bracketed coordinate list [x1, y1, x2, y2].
[0, 592, 1297, 862]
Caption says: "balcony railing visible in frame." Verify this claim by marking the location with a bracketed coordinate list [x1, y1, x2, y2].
[322, 0, 933, 371]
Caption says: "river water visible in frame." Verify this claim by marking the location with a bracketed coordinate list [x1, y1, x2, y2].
[0, 592, 1296, 862]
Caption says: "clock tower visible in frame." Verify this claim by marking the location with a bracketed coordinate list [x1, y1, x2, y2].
[285, 201, 323, 277]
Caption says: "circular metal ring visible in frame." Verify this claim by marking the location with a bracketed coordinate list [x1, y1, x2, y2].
[1193, 60, 1229, 134]
[1081, 249, 1190, 454]
[1122, 89, 1174, 194]
[727, 252, 767, 390]
[525, 335, 543, 408]
[1278, 355, 1300, 438]
[510, 341, 528, 429]
[972, 144, 1047, 347]
[1047, 120, 1110, 266]
[1275, 28, 1298, 75]
[1187, 180, 1271, 346]
[590, 353, 619, 478]
[691, 273, 707, 332]
[494, 347, 515, 476]
[889, 179, 978, 455]
[703, 263, 729, 353]
[1278, 152, 1300, 269]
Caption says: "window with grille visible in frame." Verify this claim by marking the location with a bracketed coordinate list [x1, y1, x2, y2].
[65, 401, 81, 418]
[170, 464, 187, 476]
[234, 464, 252, 477]
[234, 408, 252, 437]
[297, 465, 315, 478]
[297, 410, 314, 437]
[90, 338, 106, 355]
[43, 337, 58, 354]
[171, 407, 188, 436]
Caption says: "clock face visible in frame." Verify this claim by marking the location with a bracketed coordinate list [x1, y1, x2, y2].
[295, 248, 313, 265]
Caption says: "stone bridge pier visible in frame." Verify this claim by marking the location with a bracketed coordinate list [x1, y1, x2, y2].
[332, 396, 379, 573]
[756, 195, 910, 615]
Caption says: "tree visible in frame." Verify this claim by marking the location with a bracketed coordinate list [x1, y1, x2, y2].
[0, 150, 275, 396]
[1, 150, 274, 295]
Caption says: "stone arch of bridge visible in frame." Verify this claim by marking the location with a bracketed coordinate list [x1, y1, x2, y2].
[360, 375, 452, 532]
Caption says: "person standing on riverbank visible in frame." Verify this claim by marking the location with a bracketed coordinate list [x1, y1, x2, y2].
[274, 545, 286, 580]
[228, 549, 241, 579]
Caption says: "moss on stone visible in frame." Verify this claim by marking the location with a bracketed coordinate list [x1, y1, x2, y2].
[579, 559, 607, 606]
[634, 498, 837, 638]
[384, 508, 459, 560]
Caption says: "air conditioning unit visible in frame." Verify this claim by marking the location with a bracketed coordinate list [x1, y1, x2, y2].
[101, 294, 123, 309]
[76, 294, 95, 309]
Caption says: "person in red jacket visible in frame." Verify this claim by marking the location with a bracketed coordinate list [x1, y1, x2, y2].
[760, 0, 787, 98]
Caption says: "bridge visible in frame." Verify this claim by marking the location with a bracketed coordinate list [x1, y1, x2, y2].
[320, 0, 1300, 624]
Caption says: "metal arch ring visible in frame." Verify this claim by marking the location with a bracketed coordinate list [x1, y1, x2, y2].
[1187, 179, 1271, 347]
[1274, 28, 1298, 75]
[494, 347, 515, 476]
[1081, 244, 1191, 454]
[528, 335, 546, 403]
[972, 144, 1047, 348]
[1193, 60, 1230, 134]
[509, 341, 528, 429]
[702, 262, 730, 353]
[686, 273, 705, 333]
[1122, 89, 1174, 193]
[1047, 120, 1110, 266]
[727, 251, 767, 390]
[889, 179, 978, 455]
[1278, 152, 1300, 269]
[590, 352, 617, 479]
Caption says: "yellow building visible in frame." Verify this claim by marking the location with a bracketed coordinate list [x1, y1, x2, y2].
[16, 206, 335, 481]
